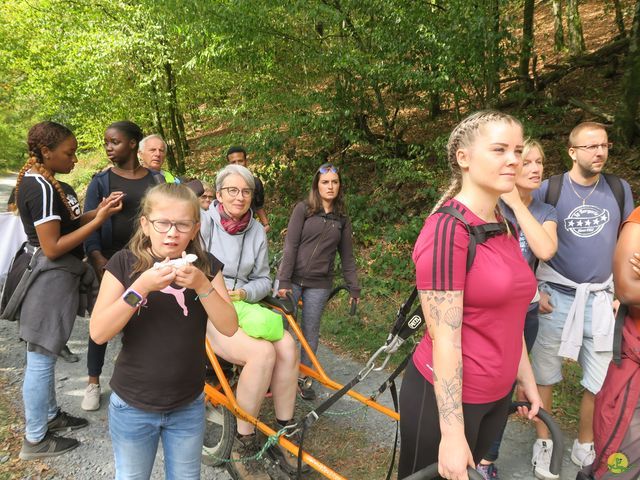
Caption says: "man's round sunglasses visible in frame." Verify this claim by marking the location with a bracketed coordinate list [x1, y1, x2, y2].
[148, 219, 196, 233]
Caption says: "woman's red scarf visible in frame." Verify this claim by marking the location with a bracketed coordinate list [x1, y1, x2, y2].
[217, 202, 251, 234]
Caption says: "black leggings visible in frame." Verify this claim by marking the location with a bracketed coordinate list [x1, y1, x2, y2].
[398, 361, 511, 479]
[87, 337, 107, 377]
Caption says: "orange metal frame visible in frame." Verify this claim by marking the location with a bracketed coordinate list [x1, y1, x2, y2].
[203, 303, 400, 480]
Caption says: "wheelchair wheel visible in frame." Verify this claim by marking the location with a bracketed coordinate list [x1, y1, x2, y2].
[202, 400, 236, 467]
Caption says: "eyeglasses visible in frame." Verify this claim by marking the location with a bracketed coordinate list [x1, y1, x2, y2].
[572, 143, 613, 152]
[318, 164, 338, 174]
[148, 219, 196, 233]
[200, 194, 214, 200]
[220, 187, 253, 198]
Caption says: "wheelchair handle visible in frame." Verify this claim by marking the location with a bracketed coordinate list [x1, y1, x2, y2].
[401, 402, 563, 480]
[509, 402, 563, 476]
[402, 465, 484, 480]
[349, 298, 357, 316]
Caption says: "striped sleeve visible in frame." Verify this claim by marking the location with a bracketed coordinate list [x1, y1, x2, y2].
[413, 210, 470, 291]
[24, 173, 62, 226]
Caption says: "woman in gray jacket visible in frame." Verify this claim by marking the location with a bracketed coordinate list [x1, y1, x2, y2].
[277, 163, 361, 400]
[202, 164, 299, 479]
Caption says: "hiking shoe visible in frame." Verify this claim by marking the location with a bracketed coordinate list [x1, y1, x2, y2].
[47, 410, 88, 433]
[81, 383, 101, 411]
[19, 431, 79, 460]
[267, 428, 310, 475]
[476, 462, 499, 479]
[226, 433, 270, 480]
[297, 377, 316, 401]
[571, 439, 595, 467]
[532, 439, 559, 480]
[58, 344, 79, 363]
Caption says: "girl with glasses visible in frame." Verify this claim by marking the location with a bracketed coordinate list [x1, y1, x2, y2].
[90, 183, 237, 479]
[277, 162, 361, 400]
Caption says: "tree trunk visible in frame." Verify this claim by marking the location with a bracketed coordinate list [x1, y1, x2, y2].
[150, 81, 177, 172]
[519, 0, 535, 92]
[612, 0, 627, 38]
[164, 61, 186, 174]
[485, 0, 501, 104]
[614, 0, 640, 145]
[566, 0, 586, 55]
[552, 0, 565, 52]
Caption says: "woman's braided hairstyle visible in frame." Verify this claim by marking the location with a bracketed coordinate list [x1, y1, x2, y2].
[430, 110, 522, 215]
[15, 121, 78, 218]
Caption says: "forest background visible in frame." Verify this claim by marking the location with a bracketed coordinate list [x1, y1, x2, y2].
[2, 0, 640, 430]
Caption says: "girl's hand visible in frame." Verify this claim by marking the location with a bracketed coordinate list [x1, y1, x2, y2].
[89, 252, 109, 280]
[438, 433, 474, 480]
[174, 253, 210, 292]
[98, 191, 125, 209]
[136, 259, 176, 294]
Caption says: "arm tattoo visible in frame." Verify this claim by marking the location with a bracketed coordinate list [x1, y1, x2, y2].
[435, 361, 464, 426]
[419, 290, 463, 329]
[443, 306, 463, 330]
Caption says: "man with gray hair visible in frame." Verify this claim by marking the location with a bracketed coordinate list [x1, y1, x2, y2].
[138, 134, 179, 184]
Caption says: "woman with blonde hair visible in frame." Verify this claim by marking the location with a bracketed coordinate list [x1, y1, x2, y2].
[399, 111, 542, 480]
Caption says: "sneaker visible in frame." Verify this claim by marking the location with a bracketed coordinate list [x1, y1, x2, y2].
[226, 433, 270, 480]
[571, 439, 595, 467]
[476, 462, 499, 479]
[267, 427, 310, 475]
[19, 431, 79, 460]
[58, 345, 79, 363]
[532, 439, 559, 480]
[297, 377, 316, 400]
[47, 410, 88, 433]
[81, 383, 101, 411]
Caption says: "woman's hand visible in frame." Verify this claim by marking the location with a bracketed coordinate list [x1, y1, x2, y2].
[500, 185, 524, 209]
[227, 289, 247, 302]
[438, 433, 474, 480]
[515, 378, 543, 421]
[95, 192, 124, 221]
[89, 251, 109, 280]
[538, 291, 554, 314]
[277, 288, 292, 298]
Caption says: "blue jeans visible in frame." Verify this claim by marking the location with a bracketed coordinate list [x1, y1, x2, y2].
[291, 285, 332, 368]
[109, 391, 205, 480]
[23, 349, 59, 443]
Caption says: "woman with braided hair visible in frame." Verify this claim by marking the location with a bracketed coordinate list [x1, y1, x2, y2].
[398, 111, 542, 480]
[15, 121, 123, 460]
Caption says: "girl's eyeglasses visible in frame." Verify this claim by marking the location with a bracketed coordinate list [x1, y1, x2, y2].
[318, 164, 338, 174]
[200, 194, 214, 200]
[148, 219, 196, 233]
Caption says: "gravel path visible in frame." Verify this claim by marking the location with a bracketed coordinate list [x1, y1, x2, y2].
[0, 174, 581, 479]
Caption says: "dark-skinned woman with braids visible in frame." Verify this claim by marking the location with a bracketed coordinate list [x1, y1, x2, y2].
[14, 121, 123, 460]
[82, 121, 164, 412]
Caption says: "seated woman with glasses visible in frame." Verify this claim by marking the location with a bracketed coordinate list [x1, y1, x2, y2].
[201, 164, 300, 479]
[277, 163, 361, 400]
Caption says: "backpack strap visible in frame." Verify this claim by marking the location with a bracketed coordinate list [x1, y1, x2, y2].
[612, 303, 629, 366]
[545, 174, 564, 207]
[602, 173, 625, 224]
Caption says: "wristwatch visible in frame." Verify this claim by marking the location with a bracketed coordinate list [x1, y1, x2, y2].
[122, 289, 146, 308]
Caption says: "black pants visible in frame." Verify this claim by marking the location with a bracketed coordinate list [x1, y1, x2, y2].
[398, 361, 511, 479]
